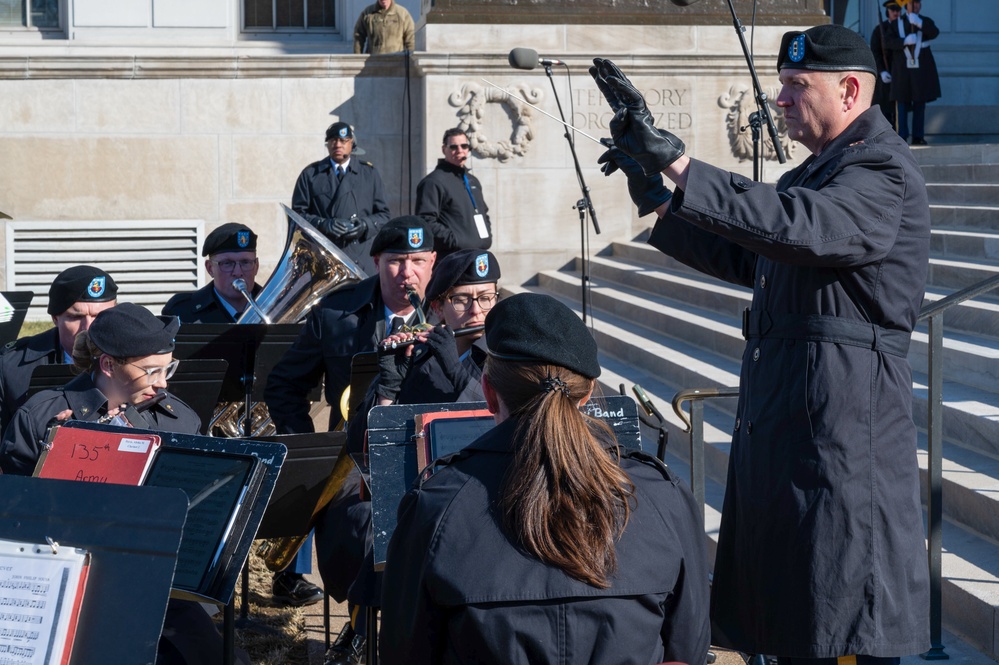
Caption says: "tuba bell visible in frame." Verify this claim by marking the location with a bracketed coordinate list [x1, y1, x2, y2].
[208, 204, 367, 438]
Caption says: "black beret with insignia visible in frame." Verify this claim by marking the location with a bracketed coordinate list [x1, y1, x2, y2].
[89, 303, 179, 358]
[425, 249, 501, 303]
[325, 122, 355, 142]
[47, 265, 118, 316]
[202, 223, 257, 257]
[485, 293, 601, 379]
[778, 24, 877, 76]
[370, 216, 435, 256]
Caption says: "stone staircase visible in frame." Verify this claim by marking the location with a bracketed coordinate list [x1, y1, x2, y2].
[513, 144, 999, 661]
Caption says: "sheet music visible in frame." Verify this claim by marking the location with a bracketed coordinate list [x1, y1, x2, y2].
[0, 540, 89, 665]
[0, 294, 12, 324]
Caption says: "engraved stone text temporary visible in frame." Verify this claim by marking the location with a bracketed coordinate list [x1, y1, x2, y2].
[449, 82, 542, 162]
[717, 84, 794, 163]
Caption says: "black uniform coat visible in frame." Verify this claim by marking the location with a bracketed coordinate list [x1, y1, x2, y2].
[870, 19, 895, 116]
[885, 14, 941, 104]
[292, 157, 390, 276]
[379, 418, 711, 665]
[0, 372, 201, 476]
[264, 275, 387, 434]
[162, 282, 262, 324]
[649, 107, 930, 657]
[415, 159, 492, 257]
[0, 328, 63, 436]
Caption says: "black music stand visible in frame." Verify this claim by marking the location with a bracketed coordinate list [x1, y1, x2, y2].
[56, 420, 286, 665]
[0, 474, 188, 665]
[27, 358, 229, 434]
[0, 291, 32, 347]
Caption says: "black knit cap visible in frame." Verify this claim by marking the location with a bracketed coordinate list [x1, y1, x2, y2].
[325, 122, 355, 142]
[485, 293, 601, 379]
[89, 303, 179, 358]
[202, 223, 257, 257]
[47, 265, 118, 316]
[425, 250, 501, 303]
[369, 216, 435, 256]
[778, 24, 877, 76]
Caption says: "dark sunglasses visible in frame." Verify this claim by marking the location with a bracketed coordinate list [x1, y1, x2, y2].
[447, 143, 471, 151]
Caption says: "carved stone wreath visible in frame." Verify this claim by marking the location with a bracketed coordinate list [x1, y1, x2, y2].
[448, 82, 542, 162]
[717, 84, 794, 163]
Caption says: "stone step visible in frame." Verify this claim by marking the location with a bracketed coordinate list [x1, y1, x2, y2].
[922, 287, 999, 341]
[930, 204, 999, 232]
[913, 144, 999, 166]
[921, 163, 999, 184]
[911, 373, 999, 460]
[931, 229, 999, 263]
[928, 256, 999, 291]
[927, 183, 999, 207]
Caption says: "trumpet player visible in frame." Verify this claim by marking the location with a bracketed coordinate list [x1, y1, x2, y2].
[163, 223, 262, 323]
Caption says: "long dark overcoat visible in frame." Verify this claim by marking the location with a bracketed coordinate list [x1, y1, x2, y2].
[885, 14, 941, 104]
[649, 107, 931, 658]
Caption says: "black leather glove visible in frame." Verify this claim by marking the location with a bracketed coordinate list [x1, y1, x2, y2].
[376, 349, 410, 402]
[590, 57, 685, 176]
[333, 217, 365, 243]
[598, 147, 672, 217]
[314, 217, 349, 241]
[423, 325, 473, 389]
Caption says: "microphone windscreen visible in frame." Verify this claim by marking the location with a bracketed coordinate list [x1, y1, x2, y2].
[509, 47, 539, 70]
[670, 0, 700, 4]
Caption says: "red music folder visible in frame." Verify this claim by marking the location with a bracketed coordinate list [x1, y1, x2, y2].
[33, 425, 162, 486]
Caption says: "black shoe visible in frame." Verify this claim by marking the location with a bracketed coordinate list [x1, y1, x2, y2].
[271, 571, 323, 607]
[325, 623, 366, 665]
[912, 138, 928, 145]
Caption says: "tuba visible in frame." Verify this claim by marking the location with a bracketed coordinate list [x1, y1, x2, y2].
[209, 204, 367, 438]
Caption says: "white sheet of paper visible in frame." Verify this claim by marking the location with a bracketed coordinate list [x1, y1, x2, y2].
[473, 213, 489, 239]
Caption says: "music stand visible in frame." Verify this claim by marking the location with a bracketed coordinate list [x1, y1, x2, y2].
[366, 394, 642, 570]
[0, 474, 188, 665]
[0, 291, 32, 347]
[27, 358, 229, 434]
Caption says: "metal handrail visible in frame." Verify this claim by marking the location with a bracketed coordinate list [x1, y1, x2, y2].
[670, 273, 999, 662]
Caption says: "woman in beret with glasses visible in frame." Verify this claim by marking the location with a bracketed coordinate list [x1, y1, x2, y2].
[379, 293, 710, 665]
[0, 303, 199, 475]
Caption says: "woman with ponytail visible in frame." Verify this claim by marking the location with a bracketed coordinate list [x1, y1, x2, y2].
[380, 293, 709, 665]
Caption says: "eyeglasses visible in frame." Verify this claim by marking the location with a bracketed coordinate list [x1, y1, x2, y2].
[124, 359, 180, 384]
[328, 138, 352, 145]
[447, 292, 499, 312]
[446, 143, 471, 151]
[212, 258, 257, 273]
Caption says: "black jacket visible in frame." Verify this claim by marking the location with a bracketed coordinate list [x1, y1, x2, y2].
[651, 107, 931, 657]
[162, 282, 262, 324]
[0, 328, 63, 436]
[379, 418, 711, 665]
[292, 157, 390, 276]
[264, 276, 389, 434]
[415, 159, 492, 257]
[0, 372, 201, 476]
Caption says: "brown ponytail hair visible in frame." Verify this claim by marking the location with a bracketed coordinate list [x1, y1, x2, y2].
[71, 329, 102, 375]
[486, 357, 635, 588]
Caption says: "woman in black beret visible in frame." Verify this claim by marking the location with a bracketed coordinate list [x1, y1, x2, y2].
[0, 302, 200, 475]
[378, 292, 710, 665]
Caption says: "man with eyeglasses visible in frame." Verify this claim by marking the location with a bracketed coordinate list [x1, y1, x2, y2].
[0, 265, 118, 437]
[293, 122, 391, 275]
[415, 127, 492, 259]
[163, 223, 262, 324]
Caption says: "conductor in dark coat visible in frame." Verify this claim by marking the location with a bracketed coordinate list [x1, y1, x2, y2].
[593, 23, 930, 662]
[379, 293, 710, 665]
[0, 265, 118, 436]
[162, 223, 262, 324]
[292, 122, 391, 275]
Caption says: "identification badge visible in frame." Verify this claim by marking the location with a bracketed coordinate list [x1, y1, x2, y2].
[473, 213, 489, 239]
[907, 57, 919, 69]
